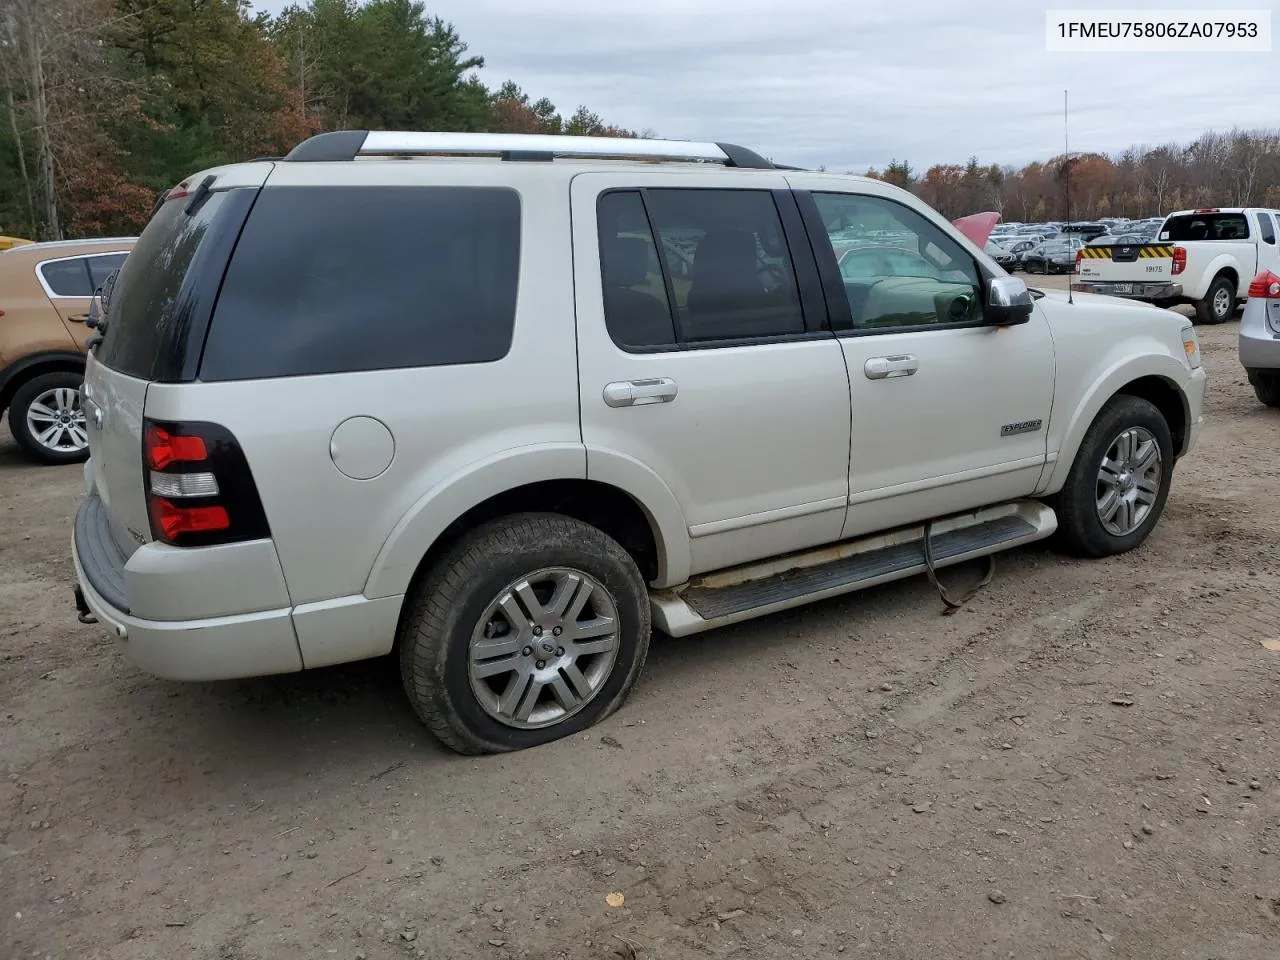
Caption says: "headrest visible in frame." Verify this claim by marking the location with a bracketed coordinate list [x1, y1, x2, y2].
[601, 235, 651, 288]
[692, 230, 757, 286]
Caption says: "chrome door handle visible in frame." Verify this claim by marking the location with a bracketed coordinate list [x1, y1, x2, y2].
[864, 355, 919, 380]
[602, 378, 678, 408]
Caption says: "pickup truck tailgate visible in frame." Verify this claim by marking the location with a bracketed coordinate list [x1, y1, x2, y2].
[1076, 243, 1176, 289]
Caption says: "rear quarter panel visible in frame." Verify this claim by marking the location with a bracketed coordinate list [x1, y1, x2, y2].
[1180, 244, 1256, 299]
[145, 163, 584, 610]
[0, 257, 78, 370]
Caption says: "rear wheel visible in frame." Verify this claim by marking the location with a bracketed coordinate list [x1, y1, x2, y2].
[1194, 274, 1235, 325]
[8, 371, 89, 465]
[1248, 370, 1280, 408]
[1052, 395, 1174, 557]
[398, 513, 651, 754]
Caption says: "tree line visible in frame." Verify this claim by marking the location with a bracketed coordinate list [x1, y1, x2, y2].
[5, 0, 1278, 241]
[1, 0, 639, 240]
[862, 129, 1280, 223]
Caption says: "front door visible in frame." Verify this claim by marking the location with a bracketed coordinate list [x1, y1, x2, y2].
[791, 183, 1056, 538]
[570, 171, 853, 581]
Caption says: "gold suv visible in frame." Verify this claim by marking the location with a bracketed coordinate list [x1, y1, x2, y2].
[0, 237, 135, 464]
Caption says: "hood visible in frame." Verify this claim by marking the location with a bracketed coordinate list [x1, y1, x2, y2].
[1035, 288, 1175, 315]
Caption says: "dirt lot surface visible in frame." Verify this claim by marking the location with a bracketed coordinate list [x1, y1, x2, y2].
[3, 281, 1278, 960]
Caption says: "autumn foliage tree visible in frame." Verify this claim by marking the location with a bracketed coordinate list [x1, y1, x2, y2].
[865, 129, 1280, 222]
[0, 0, 637, 239]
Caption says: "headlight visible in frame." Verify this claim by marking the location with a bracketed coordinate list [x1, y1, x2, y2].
[1180, 324, 1201, 369]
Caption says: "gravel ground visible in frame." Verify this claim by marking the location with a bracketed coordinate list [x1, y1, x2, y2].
[2, 281, 1278, 960]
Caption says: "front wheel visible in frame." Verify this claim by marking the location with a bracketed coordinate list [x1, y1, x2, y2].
[398, 513, 651, 754]
[8, 371, 90, 465]
[1194, 274, 1235, 325]
[1051, 395, 1174, 557]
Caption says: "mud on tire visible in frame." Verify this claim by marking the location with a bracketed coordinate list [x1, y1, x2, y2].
[398, 512, 651, 755]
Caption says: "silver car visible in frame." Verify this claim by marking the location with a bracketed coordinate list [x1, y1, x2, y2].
[1240, 268, 1280, 407]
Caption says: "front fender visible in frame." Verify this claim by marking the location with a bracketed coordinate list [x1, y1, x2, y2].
[1037, 352, 1191, 495]
[363, 443, 587, 601]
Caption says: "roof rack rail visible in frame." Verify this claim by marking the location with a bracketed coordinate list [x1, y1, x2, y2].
[283, 130, 778, 169]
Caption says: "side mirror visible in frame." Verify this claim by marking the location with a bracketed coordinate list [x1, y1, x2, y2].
[986, 275, 1034, 326]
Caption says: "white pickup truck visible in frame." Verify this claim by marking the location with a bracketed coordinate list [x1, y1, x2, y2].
[1074, 207, 1280, 324]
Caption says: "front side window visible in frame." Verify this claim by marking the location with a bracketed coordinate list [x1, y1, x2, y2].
[38, 258, 93, 297]
[596, 188, 806, 350]
[86, 253, 128, 291]
[812, 192, 983, 331]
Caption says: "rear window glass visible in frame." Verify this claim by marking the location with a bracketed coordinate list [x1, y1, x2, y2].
[87, 253, 129, 290]
[39, 258, 93, 297]
[199, 186, 521, 381]
[1258, 213, 1276, 245]
[96, 191, 237, 380]
[1159, 213, 1250, 242]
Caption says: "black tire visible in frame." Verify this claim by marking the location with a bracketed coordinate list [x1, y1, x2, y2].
[398, 512, 651, 755]
[1051, 395, 1174, 558]
[1194, 273, 1235, 325]
[7, 370, 89, 466]
[1248, 370, 1280, 408]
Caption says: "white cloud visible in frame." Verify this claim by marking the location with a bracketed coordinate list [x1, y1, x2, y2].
[249, 0, 1276, 171]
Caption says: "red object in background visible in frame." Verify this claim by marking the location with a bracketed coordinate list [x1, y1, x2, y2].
[952, 212, 1000, 247]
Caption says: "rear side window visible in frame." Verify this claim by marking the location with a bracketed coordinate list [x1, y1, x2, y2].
[1159, 213, 1251, 242]
[38, 258, 93, 297]
[1257, 213, 1277, 245]
[596, 188, 805, 350]
[87, 254, 128, 290]
[199, 186, 521, 381]
[97, 190, 242, 381]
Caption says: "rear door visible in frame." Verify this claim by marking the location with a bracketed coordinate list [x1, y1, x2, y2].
[571, 171, 852, 577]
[37, 252, 131, 347]
[84, 172, 269, 554]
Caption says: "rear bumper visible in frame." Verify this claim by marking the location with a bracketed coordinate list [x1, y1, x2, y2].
[1239, 304, 1280, 372]
[1071, 280, 1183, 301]
[71, 493, 304, 680]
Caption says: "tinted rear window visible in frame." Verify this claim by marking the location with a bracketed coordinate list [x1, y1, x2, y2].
[198, 186, 521, 381]
[39, 257, 94, 297]
[1159, 213, 1250, 242]
[96, 190, 244, 381]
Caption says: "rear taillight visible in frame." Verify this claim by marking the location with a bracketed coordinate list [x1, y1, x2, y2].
[143, 419, 269, 547]
[1246, 270, 1280, 299]
[1074, 250, 1082, 271]
[1171, 246, 1187, 275]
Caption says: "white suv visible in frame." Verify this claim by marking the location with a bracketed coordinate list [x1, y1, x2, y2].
[71, 131, 1206, 754]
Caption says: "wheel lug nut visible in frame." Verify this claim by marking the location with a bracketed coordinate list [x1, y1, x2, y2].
[533, 626, 542, 636]
[522, 646, 533, 656]
[536, 660, 546, 670]
[555, 647, 565, 657]
[552, 626, 562, 637]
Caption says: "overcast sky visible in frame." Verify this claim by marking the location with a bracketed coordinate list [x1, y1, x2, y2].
[249, 0, 1276, 171]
